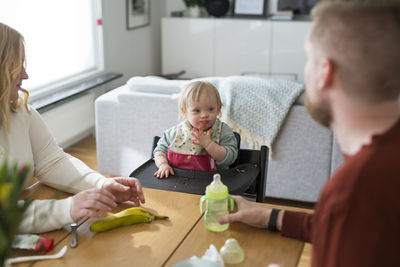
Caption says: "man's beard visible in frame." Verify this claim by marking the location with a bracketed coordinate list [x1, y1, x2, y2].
[305, 94, 332, 128]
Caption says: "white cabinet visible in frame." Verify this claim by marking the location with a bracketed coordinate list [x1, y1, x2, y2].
[161, 18, 214, 78]
[215, 19, 271, 76]
[271, 21, 310, 81]
[161, 17, 311, 80]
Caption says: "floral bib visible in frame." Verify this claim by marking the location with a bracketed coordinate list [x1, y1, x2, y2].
[167, 119, 222, 171]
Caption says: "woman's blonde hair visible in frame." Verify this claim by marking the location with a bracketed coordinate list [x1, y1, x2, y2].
[0, 23, 30, 132]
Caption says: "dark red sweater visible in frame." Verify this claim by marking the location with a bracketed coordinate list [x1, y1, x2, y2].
[281, 120, 400, 267]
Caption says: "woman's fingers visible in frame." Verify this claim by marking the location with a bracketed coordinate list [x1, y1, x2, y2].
[99, 188, 117, 202]
[71, 188, 119, 221]
[81, 199, 114, 212]
[81, 208, 104, 218]
[84, 190, 117, 211]
[131, 179, 145, 204]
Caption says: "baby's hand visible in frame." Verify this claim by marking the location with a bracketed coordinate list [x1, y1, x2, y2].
[154, 163, 175, 179]
[192, 128, 212, 148]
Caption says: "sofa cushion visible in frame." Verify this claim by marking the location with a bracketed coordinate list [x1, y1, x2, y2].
[295, 92, 306, 105]
[127, 76, 186, 95]
[266, 105, 334, 202]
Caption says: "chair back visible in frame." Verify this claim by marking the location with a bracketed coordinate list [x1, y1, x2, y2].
[238, 146, 268, 203]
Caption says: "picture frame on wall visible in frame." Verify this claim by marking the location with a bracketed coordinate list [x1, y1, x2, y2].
[126, 0, 150, 30]
[233, 0, 266, 17]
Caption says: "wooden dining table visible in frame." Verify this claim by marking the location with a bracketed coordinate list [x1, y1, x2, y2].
[10, 182, 309, 267]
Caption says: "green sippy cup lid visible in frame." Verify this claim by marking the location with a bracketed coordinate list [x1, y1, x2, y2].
[205, 174, 229, 200]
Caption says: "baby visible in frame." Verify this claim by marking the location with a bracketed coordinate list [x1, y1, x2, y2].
[153, 81, 238, 178]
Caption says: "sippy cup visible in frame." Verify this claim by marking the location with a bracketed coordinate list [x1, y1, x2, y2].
[200, 173, 234, 232]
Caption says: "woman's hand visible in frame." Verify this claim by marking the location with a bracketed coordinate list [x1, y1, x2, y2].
[70, 177, 145, 222]
[70, 188, 117, 222]
[102, 177, 145, 206]
[154, 163, 175, 179]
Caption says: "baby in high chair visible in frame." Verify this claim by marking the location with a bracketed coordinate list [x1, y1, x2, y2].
[153, 81, 238, 178]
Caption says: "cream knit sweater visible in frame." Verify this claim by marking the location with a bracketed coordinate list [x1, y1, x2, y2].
[0, 105, 108, 233]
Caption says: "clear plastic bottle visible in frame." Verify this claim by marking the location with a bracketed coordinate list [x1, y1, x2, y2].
[200, 173, 234, 232]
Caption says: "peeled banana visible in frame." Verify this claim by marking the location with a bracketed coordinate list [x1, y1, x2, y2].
[90, 207, 168, 233]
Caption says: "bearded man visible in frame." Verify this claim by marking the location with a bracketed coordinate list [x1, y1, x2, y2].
[219, 1, 400, 266]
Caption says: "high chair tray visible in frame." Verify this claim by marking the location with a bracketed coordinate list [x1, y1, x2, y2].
[129, 159, 260, 195]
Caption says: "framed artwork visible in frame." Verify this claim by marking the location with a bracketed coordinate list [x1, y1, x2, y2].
[126, 0, 150, 30]
[233, 0, 266, 17]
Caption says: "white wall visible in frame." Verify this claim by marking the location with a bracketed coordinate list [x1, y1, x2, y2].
[165, 0, 186, 15]
[41, 93, 95, 148]
[43, 1, 167, 147]
[102, 0, 166, 85]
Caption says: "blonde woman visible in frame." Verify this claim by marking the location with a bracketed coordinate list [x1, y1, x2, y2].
[153, 81, 238, 178]
[0, 23, 145, 234]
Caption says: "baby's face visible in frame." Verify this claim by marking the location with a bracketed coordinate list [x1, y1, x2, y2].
[185, 91, 221, 130]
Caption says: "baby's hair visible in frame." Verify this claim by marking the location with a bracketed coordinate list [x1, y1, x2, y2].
[179, 81, 222, 120]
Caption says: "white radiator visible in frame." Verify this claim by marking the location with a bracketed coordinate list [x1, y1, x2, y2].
[41, 93, 95, 148]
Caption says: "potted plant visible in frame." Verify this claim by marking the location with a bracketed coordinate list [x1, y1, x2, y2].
[183, 0, 204, 17]
[0, 157, 31, 266]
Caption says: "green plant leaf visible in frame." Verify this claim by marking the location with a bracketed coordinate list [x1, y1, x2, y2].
[0, 157, 32, 265]
[183, 0, 204, 8]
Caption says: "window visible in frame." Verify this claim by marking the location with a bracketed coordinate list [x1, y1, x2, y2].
[0, 0, 103, 100]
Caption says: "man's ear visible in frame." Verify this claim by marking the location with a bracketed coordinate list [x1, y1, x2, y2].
[318, 58, 335, 91]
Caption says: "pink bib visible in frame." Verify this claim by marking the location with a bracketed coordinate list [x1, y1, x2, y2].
[168, 148, 216, 171]
[168, 120, 222, 171]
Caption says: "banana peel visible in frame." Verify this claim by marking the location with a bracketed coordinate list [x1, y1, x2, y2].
[90, 207, 168, 233]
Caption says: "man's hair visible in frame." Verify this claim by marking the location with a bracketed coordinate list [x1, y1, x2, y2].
[310, 1, 400, 102]
[179, 81, 222, 120]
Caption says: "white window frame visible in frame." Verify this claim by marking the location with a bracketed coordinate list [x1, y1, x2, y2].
[1, 0, 105, 102]
[31, 0, 104, 102]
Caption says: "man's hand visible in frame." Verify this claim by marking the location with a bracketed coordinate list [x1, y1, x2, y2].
[70, 188, 117, 222]
[192, 127, 213, 148]
[218, 196, 270, 228]
[102, 177, 145, 206]
[154, 163, 175, 179]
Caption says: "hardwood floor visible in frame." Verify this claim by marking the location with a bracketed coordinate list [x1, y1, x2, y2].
[65, 135, 312, 267]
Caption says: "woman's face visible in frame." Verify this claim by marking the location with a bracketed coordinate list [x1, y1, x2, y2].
[9, 48, 28, 102]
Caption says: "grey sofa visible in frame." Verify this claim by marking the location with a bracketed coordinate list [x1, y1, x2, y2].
[95, 76, 343, 203]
